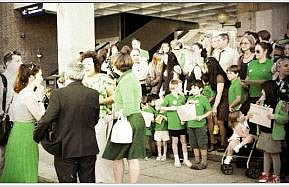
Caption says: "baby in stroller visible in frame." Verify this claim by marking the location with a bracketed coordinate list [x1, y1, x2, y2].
[224, 111, 255, 165]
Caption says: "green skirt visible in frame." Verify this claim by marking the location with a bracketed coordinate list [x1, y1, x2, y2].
[0, 122, 39, 183]
[102, 113, 145, 160]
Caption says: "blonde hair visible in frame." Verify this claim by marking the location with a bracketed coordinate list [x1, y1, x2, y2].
[228, 111, 240, 129]
[240, 35, 255, 53]
[152, 53, 163, 72]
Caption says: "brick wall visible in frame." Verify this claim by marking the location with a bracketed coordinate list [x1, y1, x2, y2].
[0, 3, 58, 77]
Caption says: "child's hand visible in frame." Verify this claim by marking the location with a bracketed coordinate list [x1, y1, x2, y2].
[246, 112, 254, 120]
[187, 100, 194, 104]
[196, 115, 203, 121]
[267, 113, 275, 120]
[181, 121, 185, 125]
[171, 106, 177, 111]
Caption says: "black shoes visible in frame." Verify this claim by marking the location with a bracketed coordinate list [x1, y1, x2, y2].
[190, 163, 207, 170]
[217, 144, 226, 152]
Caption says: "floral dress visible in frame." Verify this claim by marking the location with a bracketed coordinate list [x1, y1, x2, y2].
[82, 73, 116, 118]
[82, 73, 116, 183]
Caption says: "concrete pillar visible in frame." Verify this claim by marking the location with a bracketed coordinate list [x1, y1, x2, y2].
[57, 3, 95, 74]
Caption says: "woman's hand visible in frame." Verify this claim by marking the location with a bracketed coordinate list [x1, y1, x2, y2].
[229, 106, 234, 112]
[212, 105, 217, 116]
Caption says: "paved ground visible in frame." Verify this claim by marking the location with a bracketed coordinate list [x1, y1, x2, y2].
[38, 145, 256, 184]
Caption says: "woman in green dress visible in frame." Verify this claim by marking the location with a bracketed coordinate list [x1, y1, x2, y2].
[102, 51, 145, 183]
[0, 63, 45, 183]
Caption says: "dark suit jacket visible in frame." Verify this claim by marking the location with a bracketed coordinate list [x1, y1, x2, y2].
[35, 81, 100, 159]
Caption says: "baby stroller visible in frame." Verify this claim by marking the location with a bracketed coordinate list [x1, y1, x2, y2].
[220, 138, 263, 179]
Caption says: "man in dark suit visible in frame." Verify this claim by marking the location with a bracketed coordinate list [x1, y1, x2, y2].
[34, 62, 100, 183]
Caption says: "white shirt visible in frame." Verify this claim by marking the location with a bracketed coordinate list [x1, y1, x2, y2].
[132, 59, 149, 84]
[213, 46, 239, 72]
[228, 120, 250, 142]
[12, 88, 45, 122]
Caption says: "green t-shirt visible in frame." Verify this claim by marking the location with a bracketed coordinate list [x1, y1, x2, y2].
[186, 95, 212, 128]
[154, 113, 168, 131]
[202, 84, 215, 101]
[228, 79, 244, 110]
[143, 105, 156, 136]
[247, 59, 273, 97]
[161, 93, 186, 130]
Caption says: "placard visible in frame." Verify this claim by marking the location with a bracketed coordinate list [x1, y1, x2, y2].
[249, 103, 273, 128]
[176, 104, 196, 122]
[141, 111, 154, 128]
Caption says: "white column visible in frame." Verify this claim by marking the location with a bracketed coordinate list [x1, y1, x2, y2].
[57, 3, 95, 74]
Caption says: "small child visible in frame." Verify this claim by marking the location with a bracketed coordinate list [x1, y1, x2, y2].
[255, 80, 289, 183]
[160, 79, 192, 168]
[224, 111, 255, 165]
[154, 99, 169, 161]
[201, 73, 216, 152]
[186, 80, 212, 170]
[141, 96, 156, 161]
[227, 65, 245, 112]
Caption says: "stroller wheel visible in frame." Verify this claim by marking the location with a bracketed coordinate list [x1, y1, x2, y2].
[221, 164, 233, 175]
[246, 167, 261, 179]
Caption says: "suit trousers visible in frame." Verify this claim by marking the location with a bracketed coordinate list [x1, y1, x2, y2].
[54, 155, 96, 183]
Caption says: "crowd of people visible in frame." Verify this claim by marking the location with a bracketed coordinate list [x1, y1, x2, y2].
[0, 22, 289, 184]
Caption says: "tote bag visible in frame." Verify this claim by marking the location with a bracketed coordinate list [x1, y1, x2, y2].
[111, 111, 133, 144]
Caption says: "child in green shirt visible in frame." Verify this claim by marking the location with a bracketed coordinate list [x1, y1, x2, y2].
[227, 65, 244, 112]
[141, 97, 156, 161]
[186, 80, 212, 170]
[160, 79, 192, 168]
[201, 73, 217, 152]
[154, 99, 169, 161]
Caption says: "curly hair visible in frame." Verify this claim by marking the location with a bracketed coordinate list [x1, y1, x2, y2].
[79, 50, 101, 73]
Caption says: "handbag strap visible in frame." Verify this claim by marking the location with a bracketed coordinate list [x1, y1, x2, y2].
[0, 74, 7, 112]
[5, 95, 14, 114]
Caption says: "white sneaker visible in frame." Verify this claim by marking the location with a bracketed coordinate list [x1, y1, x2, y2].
[144, 157, 149, 161]
[156, 156, 161, 161]
[224, 156, 232, 165]
[184, 160, 192, 167]
[233, 144, 243, 153]
[161, 156, 166, 161]
[174, 161, 181, 167]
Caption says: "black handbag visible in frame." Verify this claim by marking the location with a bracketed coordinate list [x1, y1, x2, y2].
[34, 121, 61, 156]
[0, 74, 13, 146]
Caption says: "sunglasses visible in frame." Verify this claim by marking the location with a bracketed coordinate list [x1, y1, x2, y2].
[27, 63, 36, 71]
[240, 42, 249, 45]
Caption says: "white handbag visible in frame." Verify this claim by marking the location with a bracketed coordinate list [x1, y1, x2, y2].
[111, 111, 133, 144]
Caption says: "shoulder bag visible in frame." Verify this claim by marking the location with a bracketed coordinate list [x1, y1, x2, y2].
[0, 74, 13, 146]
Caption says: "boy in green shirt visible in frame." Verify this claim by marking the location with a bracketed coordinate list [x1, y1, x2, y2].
[141, 97, 156, 161]
[227, 65, 244, 112]
[201, 73, 217, 152]
[154, 99, 169, 161]
[186, 80, 212, 170]
[160, 79, 192, 168]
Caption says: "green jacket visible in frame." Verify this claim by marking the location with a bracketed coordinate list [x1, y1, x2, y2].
[114, 70, 142, 116]
[272, 100, 289, 140]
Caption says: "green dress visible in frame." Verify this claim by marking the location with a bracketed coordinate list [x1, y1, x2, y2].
[0, 122, 39, 183]
[102, 70, 145, 160]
